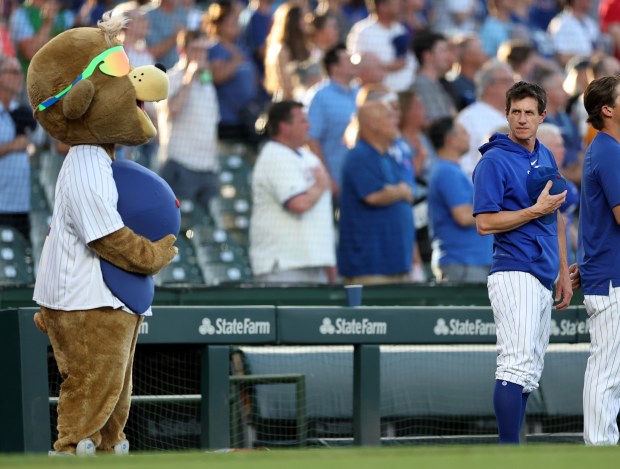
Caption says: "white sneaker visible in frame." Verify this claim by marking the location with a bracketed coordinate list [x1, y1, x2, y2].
[114, 439, 130, 455]
[75, 438, 96, 456]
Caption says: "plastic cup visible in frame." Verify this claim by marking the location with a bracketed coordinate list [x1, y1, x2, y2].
[345, 284, 363, 307]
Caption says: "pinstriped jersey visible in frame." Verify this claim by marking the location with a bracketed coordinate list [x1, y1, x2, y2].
[33, 145, 140, 313]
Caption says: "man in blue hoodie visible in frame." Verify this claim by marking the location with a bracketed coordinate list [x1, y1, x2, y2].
[472, 81, 573, 444]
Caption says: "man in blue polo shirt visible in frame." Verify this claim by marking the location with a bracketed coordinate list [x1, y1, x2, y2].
[0, 56, 32, 241]
[427, 116, 493, 283]
[578, 74, 620, 446]
[306, 44, 358, 196]
[338, 100, 414, 284]
[472, 81, 572, 444]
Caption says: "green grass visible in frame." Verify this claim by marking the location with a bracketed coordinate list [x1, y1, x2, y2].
[2, 445, 620, 469]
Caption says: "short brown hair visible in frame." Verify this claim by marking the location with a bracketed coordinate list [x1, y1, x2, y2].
[584, 75, 620, 130]
[505, 81, 546, 115]
[266, 100, 303, 137]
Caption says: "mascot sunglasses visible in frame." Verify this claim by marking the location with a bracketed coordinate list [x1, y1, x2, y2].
[38, 46, 131, 111]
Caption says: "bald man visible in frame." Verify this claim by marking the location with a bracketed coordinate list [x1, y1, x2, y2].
[537, 123, 580, 265]
[337, 101, 415, 285]
[354, 52, 387, 88]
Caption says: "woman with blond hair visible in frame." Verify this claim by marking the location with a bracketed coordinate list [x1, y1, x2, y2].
[264, 1, 321, 101]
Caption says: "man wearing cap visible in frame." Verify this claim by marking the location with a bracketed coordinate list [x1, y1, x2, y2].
[472, 81, 573, 444]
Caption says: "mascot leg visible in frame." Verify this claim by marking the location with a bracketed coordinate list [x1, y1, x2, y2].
[41, 306, 141, 454]
[99, 315, 142, 452]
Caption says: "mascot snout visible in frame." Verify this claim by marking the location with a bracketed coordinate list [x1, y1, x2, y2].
[130, 64, 168, 101]
[130, 65, 169, 138]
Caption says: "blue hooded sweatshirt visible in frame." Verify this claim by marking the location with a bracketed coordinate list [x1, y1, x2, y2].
[472, 133, 560, 290]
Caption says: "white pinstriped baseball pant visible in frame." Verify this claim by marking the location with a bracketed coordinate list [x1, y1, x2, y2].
[488, 271, 553, 394]
[583, 283, 620, 445]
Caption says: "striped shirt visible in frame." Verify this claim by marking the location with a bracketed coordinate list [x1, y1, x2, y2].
[156, 64, 219, 172]
[33, 145, 143, 314]
[0, 102, 30, 213]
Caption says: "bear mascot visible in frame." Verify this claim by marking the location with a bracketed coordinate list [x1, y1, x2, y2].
[27, 12, 179, 455]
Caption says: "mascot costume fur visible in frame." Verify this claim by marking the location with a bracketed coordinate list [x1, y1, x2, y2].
[27, 13, 179, 455]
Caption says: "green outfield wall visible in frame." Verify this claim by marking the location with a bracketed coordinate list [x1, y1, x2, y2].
[0, 305, 590, 453]
[0, 284, 586, 309]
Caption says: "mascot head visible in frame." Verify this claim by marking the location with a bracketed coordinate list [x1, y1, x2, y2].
[27, 12, 168, 148]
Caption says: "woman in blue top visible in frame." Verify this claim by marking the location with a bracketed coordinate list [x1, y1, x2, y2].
[205, 0, 260, 143]
[578, 75, 620, 445]
[472, 81, 572, 444]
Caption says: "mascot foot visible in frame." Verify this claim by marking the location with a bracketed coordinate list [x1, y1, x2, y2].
[114, 439, 130, 455]
[33, 312, 47, 334]
[76, 438, 96, 456]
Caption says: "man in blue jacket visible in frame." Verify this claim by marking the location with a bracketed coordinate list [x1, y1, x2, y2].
[472, 81, 573, 444]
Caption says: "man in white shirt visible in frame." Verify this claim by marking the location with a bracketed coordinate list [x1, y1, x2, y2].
[432, 0, 479, 37]
[547, 0, 601, 67]
[457, 59, 515, 177]
[157, 30, 220, 212]
[250, 101, 336, 283]
[346, 0, 416, 92]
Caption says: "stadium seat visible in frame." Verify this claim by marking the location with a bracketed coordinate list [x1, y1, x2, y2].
[201, 261, 253, 286]
[178, 199, 214, 233]
[168, 232, 199, 266]
[29, 171, 53, 269]
[0, 226, 35, 286]
[191, 225, 231, 247]
[30, 174, 50, 214]
[218, 142, 255, 163]
[29, 210, 51, 271]
[155, 232, 204, 286]
[189, 222, 252, 283]
[155, 261, 204, 286]
[219, 169, 252, 200]
[227, 228, 249, 249]
[0, 225, 30, 250]
[210, 196, 251, 232]
[200, 243, 246, 265]
[38, 149, 64, 208]
[0, 260, 34, 286]
[218, 146, 254, 198]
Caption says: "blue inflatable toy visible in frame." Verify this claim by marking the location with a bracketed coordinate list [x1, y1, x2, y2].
[101, 160, 181, 314]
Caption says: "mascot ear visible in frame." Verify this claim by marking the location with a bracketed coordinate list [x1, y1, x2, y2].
[62, 80, 95, 120]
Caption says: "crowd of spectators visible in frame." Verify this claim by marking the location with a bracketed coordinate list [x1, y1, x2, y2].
[2, 0, 620, 286]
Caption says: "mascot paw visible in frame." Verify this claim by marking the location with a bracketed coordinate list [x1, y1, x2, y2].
[33, 312, 48, 334]
[152, 234, 178, 274]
